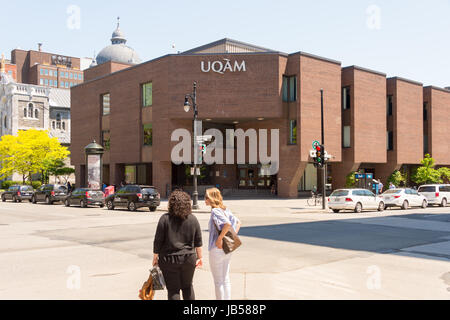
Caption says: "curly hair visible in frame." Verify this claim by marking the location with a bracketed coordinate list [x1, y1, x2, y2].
[168, 190, 192, 220]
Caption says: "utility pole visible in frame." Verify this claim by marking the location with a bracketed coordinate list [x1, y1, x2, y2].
[320, 89, 326, 210]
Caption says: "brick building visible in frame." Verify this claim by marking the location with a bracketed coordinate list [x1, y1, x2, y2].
[71, 38, 450, 198]
[11, 45, 84, 89]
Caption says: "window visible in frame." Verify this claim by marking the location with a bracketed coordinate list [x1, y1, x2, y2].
[282, 76, 297, 102]
[102, 93, 110, 115]
[60, 71, 64, 77]
[102, 130, 110, 150]
[387, 131, 394, 151]
[62, 122, 65, 130]
[69, 73, 73, 79]
[44, 79, 48, 85]
[45, 69, 48, 76]
[49, 80, 53, 86]
[52, 121, 55, 129]
[28, 104, 33, 118]
[4, 116, 7, 128]
[423, 102, 428, 121]
[289, 120, 297, 144]
[40, 69, 44, 76]
[342, 87, 351, 110]
[79, 74, 83, 81]
[387, 95, 393, 116]
[60, 81, 64, 87]
[56, 113, 61, 129]
[34, 109, 39, 118]
[49, 70, 53, 77]
[143, 124, 153, 146]
[23, 108, 27, 117]
[40, 79, 44, 85]
[142, 82, 153, 107]
[74, 73, 77, 80]
[65, 82, 69, 88]
[424, 134, 428, 154]
[65, 72, 68, 78]
[343, 126, 351, 148]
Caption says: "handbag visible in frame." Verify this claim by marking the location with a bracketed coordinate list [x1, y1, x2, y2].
[138, 267, 166, 300]
[213, 211, 242, 254]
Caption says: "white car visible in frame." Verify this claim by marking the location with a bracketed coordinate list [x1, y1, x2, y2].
[417, 184, 450, 207]
[382, 188, 428, 210]
[328, 189, 385, 213]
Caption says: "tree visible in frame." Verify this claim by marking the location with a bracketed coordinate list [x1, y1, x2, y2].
[388, 170, 406, 187]
[0, 130, 70, 183]
[438, 167, 450, 184]
[54, 167, 75, 184]
[346, 172, 357, 188]
[412, 154, 442, 185]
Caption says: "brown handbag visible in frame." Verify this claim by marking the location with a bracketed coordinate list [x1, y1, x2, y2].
[214, 219, 242, 254]
[138, 272, 155, 300]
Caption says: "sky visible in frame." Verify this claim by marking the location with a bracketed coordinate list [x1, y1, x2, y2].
[1, 0, 449, 87]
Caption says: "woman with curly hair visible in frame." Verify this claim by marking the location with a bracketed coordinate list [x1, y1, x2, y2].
[153, 190, 203, 300]
[205, 187, 241, 300]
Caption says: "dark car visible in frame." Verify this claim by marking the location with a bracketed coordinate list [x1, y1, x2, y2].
[64, 188, 105, 208]
[1, 185, 34, 202]
[32, 184, 68, 204]
[105, 185, 160, 212]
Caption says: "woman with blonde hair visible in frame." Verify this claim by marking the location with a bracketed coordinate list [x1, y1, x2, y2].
[205, 187, 241, 300]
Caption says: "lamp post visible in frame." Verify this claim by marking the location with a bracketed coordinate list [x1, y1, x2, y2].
[84, 140, 104, 190]
[184, 81, 199, 209]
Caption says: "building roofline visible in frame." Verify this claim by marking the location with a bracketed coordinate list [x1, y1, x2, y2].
[289, 51, 341, 65]
[342, 65, 386, 77]
[423, 85, 450, 93]
[11, 48, 81, 60]
[181, 38, 279, 55]
[388, 76, 423, 87]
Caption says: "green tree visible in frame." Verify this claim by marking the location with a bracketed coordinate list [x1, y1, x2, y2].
[0, 130, 70, 184]
[438, 167, 450, 184]
[346, 172, 357, 188]
[412, 154, 442, 185]
[387, 170, 406, 187]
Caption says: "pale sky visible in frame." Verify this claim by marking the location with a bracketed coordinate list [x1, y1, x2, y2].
[1, 0, 449, 87]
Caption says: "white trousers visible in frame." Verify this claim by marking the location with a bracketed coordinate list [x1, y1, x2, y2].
[209, 247, 232, 300]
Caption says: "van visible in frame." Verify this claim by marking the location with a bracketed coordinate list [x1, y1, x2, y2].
[417, 184, 450, 207]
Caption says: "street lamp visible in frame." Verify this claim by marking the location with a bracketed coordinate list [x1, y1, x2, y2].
[184, 81, 199, 209]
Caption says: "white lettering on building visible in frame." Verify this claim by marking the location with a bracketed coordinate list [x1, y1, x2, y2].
[201, 59, 246, 74]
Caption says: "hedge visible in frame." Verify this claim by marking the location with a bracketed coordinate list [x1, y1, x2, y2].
[1, 181, 42, 190]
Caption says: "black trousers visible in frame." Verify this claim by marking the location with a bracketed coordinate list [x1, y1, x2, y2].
[159, 254, 197, 300]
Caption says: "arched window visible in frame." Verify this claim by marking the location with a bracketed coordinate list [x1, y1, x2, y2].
[56, 113, 61, 129]
[62, 122, 65, 131]
[52, 121, 55, 129]
[24, 108, 27, 117]
[4, 116, 7, 128]
[34, 109, 39, 118]
[28, 103, 33, 118]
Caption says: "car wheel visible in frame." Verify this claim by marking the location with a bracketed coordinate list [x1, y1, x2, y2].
[106, 200, 114, 210]
[13, 196, 17, 203]
[441, 198, 447, 207]
[45, 196, 52, 205]
[149, 206, 157, 212]
[332, 209, 340, 213]
[128, 201, 137, 212]
[1, 195, 5, 202]
[421, 200, 427, 208]
[99, 204, 105, 208]
[354, 202, 362, 213]
[65, 199, 70, 207]
[80, 200, 87, 208]
[32, 196, 37, 204]
[401, 200, 409, 210]
[378, 202, 385, 212]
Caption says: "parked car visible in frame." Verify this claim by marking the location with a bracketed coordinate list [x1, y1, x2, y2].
[417, 184, 450, 207]
[1, 185, 34, 202]
[31, 184, 68, 204]
[105, 185, 160, 212]
[64, 188, 105, 208]
[381, 188, 427, 209]
[328, 188, 385, 213]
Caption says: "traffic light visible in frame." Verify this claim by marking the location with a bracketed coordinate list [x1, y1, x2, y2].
[314, 145, 325, 168]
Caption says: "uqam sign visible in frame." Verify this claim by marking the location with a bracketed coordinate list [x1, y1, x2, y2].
[201, 59, 246, 74]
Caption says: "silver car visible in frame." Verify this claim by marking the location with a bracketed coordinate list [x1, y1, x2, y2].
[382, 188, 427, 210]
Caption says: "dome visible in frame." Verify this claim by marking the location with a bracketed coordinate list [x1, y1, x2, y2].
[95, 18, 141, 66]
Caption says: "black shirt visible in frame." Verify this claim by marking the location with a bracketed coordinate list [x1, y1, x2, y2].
[153, 213, 202, 257]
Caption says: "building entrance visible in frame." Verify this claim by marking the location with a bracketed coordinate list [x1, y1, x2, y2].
[238, 164, 272, 189]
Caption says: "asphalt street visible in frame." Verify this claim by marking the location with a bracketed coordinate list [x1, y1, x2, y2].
[0, 199, 449, 299]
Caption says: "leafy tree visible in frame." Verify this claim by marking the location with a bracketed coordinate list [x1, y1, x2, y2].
[412, 154, 442, 185]
[387, 170, 406, 187]
[0, 130, 70, 184]
[438, 167, 450, 184]
[346, 172, 357, 188]
[54, 167, 75, 184]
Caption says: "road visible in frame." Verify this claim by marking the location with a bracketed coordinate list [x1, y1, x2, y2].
[0, 199, 449, 299]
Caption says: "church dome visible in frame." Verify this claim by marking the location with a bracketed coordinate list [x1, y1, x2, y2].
[95, 18, 141, 66]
